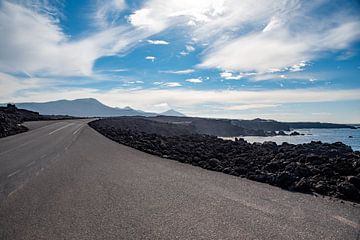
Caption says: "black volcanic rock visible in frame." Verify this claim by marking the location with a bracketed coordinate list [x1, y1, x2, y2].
[0, 104, 41, 138]
[337, 181, 360, 200]
[89, 118, 360, 203]
[348, 176, 360, 189]
[287, 122, 356, 129]
[141, 115, 355, 137]
[0, 104, 77, 138]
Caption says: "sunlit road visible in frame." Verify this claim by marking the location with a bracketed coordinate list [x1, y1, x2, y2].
[0, 120, 359, 239]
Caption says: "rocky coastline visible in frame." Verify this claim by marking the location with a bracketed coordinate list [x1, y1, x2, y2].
[89, 118, 360, 203]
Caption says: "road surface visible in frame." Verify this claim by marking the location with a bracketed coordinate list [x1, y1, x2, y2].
[0, 119, 359, 239]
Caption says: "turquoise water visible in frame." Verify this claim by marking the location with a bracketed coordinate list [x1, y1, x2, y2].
[227, 128, 360, 151]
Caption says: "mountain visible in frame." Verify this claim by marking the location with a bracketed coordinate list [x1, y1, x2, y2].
[123, 106, 133, 110]
[15, 98, 156, 117]
[160, 109, 186, 117]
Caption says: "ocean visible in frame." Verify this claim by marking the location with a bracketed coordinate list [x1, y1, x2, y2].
[225, 128, 360, 151]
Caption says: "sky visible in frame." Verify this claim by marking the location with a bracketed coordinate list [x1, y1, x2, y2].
[0, 0, 360, 123]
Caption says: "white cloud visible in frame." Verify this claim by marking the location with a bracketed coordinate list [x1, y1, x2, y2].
[153, 81, 163, 85]
[163, 82, 182, 87]
[180, 44, 196, 56]
[128, 0, 227, 32]
[225, 104, 279, 111]
[3, 0, 359, 80]
[11, 0, 64, 20]
[102, 88, 360, 110]
[147, 39, 169, 45]
[179, 51, 189, 56]
[151, 81, 182, 87]
[98, 68, 128, 73]
[94, 0, 126, 28]
[250, 71, 321, 81]
[129, 0, 360, 76]
[153, 102, 171, 112]
[154, 102, 169, 108]
[199, 30, 311, 73]
[289, 61, 308, 72]
[262, 16, 283, 33]
[145, 56, 156, 62]
[128, 8, 166, 33]
[186, 78, 202, 83]
[0, 72, 55, 99]
[0, 1, 149, 77]
[199, 9, 360, 74]
[5, 0, 358, 80]
[128, 0, 297, 41]
[126, 80, 144, 84]
[160, 69, 195, 74]
[220, 71, 243, 80]
[185, 45, 195, 52]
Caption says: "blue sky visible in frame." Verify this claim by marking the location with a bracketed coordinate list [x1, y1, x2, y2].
[0, 0, 360, 122]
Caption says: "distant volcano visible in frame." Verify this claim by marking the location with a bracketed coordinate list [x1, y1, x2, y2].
[14, 98, 157, 117]
[160, 109, 186, 117]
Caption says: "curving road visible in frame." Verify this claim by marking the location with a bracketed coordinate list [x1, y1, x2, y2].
[0, 119, 359, 239]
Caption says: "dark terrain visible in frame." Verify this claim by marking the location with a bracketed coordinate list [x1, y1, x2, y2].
[0, 104, 77, 138]
[0, 104, 42, 138]
[89, 117, 360, 203]
[1, 119, 358, 239]
[142, 115, 355, 137]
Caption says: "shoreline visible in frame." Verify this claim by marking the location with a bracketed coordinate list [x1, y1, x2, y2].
[89, 118, 360, 204]
[226, 127, 360, 151]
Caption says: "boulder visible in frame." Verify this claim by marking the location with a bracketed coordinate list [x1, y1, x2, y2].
[347, 176, 360, 189]
[337, 181, 360, 200]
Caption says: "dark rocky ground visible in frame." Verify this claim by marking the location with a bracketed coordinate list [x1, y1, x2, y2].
[0, 104, 79, 138]
[150, 116, 355, 137]
[89, 118, 360, 203]
[0, 104, 39, 138]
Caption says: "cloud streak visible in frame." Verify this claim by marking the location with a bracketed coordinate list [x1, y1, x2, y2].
[160, 69, 195, 74]
[129, 0, 360, 77]
[2, 0, 359, 79]
[147, 39, 169, 45]
[186, 78, 202, 83]
[145, 56, 156, 62]
[0, 1, 149, 76]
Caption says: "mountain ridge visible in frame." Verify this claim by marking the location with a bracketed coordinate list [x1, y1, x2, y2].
[8, 98, 355, 130]
[13, 98, 187, 118]
[15, 98, 148, 117]
[160, 109, 186, 117]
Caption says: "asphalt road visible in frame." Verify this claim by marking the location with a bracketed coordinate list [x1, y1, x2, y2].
[0, 119, 359, 240]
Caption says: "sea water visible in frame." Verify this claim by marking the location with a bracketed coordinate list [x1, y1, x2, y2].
[226, 128, 360, 151]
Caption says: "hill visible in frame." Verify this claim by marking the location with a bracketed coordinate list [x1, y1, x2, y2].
[160, 109, 186, 117]
[15, 98, 156, 117]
